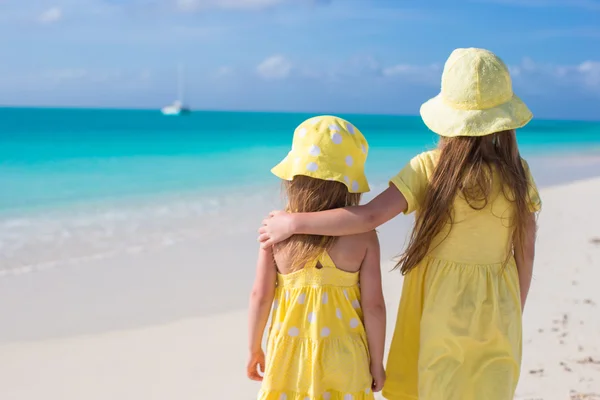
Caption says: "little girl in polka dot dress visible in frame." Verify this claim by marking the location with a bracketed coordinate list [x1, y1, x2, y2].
[247, 115, 386, 400]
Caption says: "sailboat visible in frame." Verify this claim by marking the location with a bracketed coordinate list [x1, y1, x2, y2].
[161, 64, 191, 116]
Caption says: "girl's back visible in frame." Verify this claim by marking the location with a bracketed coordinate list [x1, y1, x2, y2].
[274, 232, 371, 275]
[400, 149, 541, 265]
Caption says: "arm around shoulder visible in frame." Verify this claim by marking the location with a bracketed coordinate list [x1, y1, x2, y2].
[292, 185, 407, 237]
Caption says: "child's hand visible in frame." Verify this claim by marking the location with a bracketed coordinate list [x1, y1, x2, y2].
[370, 363, 386, 392]
[247, 350, 266, 381]
[258, 211, 294, 248]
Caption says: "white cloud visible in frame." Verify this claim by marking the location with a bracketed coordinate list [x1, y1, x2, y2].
[382, 63, 441, 84]
[38, 7, 62, 24]
[215, 66, 235, 77]
[510, 57, 600, 95]
[382, 64, 419, 76]
[176, 0, 282, 12]
[573, 61, 600, 88]
[257, 55, 292, 80]
[43, 69, 119, 84]
[533, 27, 600, 40]
[29, 68, 153, 89]
[472, 0, 600, 11]
[139, 69, 153, 82]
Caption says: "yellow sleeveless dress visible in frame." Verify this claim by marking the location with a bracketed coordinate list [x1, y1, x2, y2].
[382, 150, 542, 400]
[258, 251, 375, 400]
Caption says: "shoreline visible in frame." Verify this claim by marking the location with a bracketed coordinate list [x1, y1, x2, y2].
[2, 151, 600, 278]
[0, 176, 599, 399]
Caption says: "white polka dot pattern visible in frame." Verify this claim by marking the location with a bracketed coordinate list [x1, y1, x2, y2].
[298, 293, 306, 304]
[352, 300, 360, 309]
[331, 132, 342, 144]
[271, 115, 370, 194]
[288, 327, 299, 337]
[345, 155, 353, 166]
[260, 205, 371, 398]
[306, 162, 318, 172]
[309, 144, 320, 156]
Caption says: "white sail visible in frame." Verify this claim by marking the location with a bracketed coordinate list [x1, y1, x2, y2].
[161, 63, 190, 115]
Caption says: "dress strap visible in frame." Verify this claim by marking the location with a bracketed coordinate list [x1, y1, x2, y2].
[301, 250, 339, 270]
[317, 251, 338, 269]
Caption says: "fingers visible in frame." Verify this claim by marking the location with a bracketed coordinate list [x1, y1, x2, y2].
[259, 361, 265, 373]
[269, 210, 282, 217]
[257, 233, 270, 243]
[260, 239, 274, 249]
[258, 226, 267, 234]
[372, 377, 385, 392]
[248, 372, 263, 381]
[247, 364, 263, 381]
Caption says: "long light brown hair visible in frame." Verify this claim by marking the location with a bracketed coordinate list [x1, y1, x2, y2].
[395, 130, 534, 274]
[276, 176, 361, 271]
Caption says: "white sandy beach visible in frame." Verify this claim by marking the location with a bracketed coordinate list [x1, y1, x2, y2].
[1, 178, 599, 400]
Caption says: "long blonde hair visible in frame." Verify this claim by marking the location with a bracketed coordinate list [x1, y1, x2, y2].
[395, 130, 534, 274]
[276, 176, 361, 270]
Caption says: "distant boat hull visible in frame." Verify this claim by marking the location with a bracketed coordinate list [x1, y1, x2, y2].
[161, 105, 191, 116]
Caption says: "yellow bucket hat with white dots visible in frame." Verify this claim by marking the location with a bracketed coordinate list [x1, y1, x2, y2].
[420, 48, 533, 137]
[271, 115, 370, 193]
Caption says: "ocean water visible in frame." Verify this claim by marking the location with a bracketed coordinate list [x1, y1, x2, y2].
[1, 107, 600, 275]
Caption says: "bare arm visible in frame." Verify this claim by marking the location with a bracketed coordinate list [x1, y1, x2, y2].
[259, 186, 407, 247]
[247, 247, 276, 380]
[514, 213, 537, 312]
[360, 231, 386, 392]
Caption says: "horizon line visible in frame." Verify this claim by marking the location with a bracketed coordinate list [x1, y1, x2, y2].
[0, 105, 598, 123]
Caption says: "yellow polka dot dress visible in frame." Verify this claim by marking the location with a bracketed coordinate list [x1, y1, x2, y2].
[258, 252, 375, 400]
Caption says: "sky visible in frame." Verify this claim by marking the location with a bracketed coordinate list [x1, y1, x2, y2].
[0, 0, 599, 119]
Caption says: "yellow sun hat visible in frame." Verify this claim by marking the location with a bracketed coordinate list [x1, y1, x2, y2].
[271, 115, 370, 193]
[420, 48, 533, 137]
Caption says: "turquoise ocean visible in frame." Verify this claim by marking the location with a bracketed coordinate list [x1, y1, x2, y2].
[1, 107, 600, 275]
